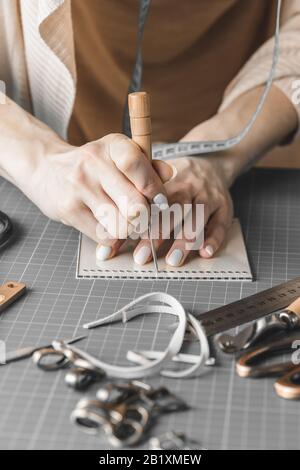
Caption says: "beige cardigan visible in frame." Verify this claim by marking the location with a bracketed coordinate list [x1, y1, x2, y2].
[0, 0, 300, 146]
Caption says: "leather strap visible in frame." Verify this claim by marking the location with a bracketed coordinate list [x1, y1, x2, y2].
[82, 292, 211, 379]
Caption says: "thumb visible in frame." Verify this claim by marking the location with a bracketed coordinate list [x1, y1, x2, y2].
[152, 160, 176, 184]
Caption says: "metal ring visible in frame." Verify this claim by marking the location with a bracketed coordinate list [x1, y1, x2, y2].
[32, 347, 69, 371]
[65, 367, 99, 391]
[110, 404, 150, 428]
[108, 418, 145, 448]
[74, 398, 114, 424]
[75, 398, 104, 410]
[70, 407, 112, 436]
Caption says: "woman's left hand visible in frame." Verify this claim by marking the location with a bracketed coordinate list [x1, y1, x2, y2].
[133, 155, 234, 267]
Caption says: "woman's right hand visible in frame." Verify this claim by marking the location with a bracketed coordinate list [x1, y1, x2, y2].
[21, 133, 171, 252]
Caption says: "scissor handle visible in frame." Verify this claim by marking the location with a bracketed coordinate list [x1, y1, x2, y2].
[236, 335, 298, 378]
[274, 365, 300, 400]
[32, 347, 69, 371]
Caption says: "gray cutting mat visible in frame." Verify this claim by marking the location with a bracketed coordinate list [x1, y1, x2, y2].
[0, 168, 300, 450]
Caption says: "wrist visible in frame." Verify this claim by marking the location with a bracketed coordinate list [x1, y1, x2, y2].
[182, 113, 252, 187]
[0, 101, 69, 187]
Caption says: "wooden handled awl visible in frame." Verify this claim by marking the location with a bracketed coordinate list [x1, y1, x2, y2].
[128, 91, 159, 275]
[128, 91, 152, 161]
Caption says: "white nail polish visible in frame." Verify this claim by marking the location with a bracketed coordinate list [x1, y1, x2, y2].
[153, 193, 169, 211]
[134, 245, 152, 265]
[96, 245, 112, 261]
[167, 249, 183, 267]
[205, 245, 214, 257]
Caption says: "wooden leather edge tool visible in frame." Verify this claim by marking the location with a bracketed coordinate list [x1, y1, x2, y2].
[128, 91, 159, 275]
[0, 281, 26, 314]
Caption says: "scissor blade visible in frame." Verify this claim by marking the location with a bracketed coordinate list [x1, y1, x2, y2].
[64, 335, 87, 345]
[1, 335, 87, 365]
[148, 225, 159, 276]
[2, 346, 43, 364]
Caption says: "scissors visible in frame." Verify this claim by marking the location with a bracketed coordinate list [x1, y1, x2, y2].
[219, 297, 300, 400]
[218, 297, 300, 354]
[3, 335, 86, 365]
[236, 332, 300, 400]
[3, 335, 100, 391]
[0, 210, 13, 249]
[71, 380, 188, 447]
[31, 335, 105, 390]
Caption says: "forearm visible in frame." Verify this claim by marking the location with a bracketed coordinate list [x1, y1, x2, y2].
[216, 84, 298, 183]
[0, 94, 67, 187]
[182, 85, 298, 186]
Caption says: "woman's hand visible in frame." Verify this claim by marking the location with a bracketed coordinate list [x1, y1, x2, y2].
[19, 133, 172, 246]
[132, 156, 234, 266]
[96, 116, 236, 266]
[1, 85, 296, 266]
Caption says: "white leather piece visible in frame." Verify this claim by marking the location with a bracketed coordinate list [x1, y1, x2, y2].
[82, 292, 212, 379]
[127, 351, 215, 366]
[126, 313, 211, 378]
[77, 219, 252, 281]
[55, 293, 187, 379]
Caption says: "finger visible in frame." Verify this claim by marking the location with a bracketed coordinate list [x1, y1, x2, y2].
[63, 204, 126, 261]
[152, 160, 175, 183]
[62, 205, 99, 243]
[133, 195, 190, 265]
[199, 205, 233, 258]
[81, 188, 134, 240]
[99, 162, 150, 232]
[165, 205, 203, 267]
[108, 134, 169, 209]
[96, 235, 125, 261]
[133, 236, 165, 266]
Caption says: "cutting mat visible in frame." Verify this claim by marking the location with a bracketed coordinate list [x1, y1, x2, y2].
[0, 168, 299, 450]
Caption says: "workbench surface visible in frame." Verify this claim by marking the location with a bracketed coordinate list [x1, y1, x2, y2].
[0, 168, 299, 450]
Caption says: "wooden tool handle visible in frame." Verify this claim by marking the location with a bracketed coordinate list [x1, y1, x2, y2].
[286, 297, 300, 318]
[128, 91, 152, 160]
[0, 281, 26, 313]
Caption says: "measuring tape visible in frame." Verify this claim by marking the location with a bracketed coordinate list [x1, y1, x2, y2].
[124, 0, 282, 160]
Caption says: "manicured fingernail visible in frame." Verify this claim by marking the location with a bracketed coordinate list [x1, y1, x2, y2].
[153, 193, 169, 211]
[134, 245, 152, 265]
[166, 249, 183, 267]
[96, 245, 112, 261]
[205, 245, 214, 257]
